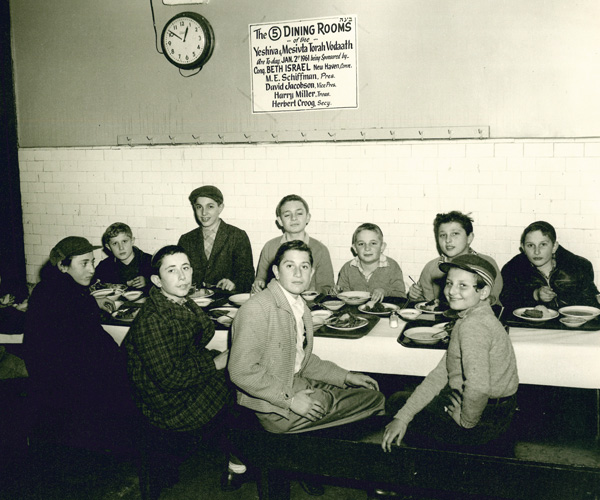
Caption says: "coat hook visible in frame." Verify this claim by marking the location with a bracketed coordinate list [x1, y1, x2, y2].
[146, 135, 154, 145]
[360, 131, 366, 141]
[271, 133, 279, 143]
[478, 128, 483, 139]
[328, 132, 337, 142]
[126, 136, 133, 147]
[390, 130, 396, 141]
[300, 132, 307, 142]
[244, 133, 252, 143]
[418, 130, 424, 140]
[448, 129, 452, 139]
[218, 134, 224, 144]
[169, 135, 175, 145]
[192, 134, 200, 145]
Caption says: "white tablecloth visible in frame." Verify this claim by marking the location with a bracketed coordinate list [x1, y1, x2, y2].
[102, 316, 600, 390]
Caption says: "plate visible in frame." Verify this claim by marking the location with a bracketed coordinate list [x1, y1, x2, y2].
[301, 290, 319, 300]
[189, 288, 214, 299]
[122, 291, 143, 301]
[358, 303, 399, 316]
[404, 325, 449, 345]
[558, 305, 600, 320]
[513, 307, 559, 322]
[311, 310, 332, 329]
[415, 301, 448, 315]
[111, 307, 140, 322]
[192, 297, 214, 307]
[91, 289, 119, 299]
[229, 293, 251, 306]
[325, 315, 369, 331]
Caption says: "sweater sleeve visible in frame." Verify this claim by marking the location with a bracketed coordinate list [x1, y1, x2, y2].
[312, 242, 335, 294]
[394, 354, 449, 425]
[382, 259, 406, 297]
[231, 229, 255, 293]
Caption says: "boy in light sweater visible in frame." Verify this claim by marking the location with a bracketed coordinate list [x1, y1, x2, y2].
[336, 223, 406, 302]
[382, 254, 518, 452]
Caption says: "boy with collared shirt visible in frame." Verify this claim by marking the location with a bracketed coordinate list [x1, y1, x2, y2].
[230, 240, 385, 435]
[382, 254, 518, 453]
[95, 222, 152, 292]
[178, 185, 254, 293]
[337, 223, 406, 302]
[408, 211, 503, 305]
[252, 194, 334, 295]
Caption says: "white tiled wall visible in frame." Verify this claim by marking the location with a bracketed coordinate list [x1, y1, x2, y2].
[18, 139, 600, 289]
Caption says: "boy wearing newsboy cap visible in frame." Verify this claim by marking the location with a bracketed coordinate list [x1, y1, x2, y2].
[382, 254, 518, 453]
[178, 186, 254, 293]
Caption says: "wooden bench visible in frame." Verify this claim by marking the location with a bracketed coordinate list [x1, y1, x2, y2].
[228, 408, 600, 500]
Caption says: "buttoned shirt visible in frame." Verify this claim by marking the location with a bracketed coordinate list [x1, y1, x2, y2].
[202, 219, 221, 259]
[350, 254, 389, 282]
[277, 281, 306, 373]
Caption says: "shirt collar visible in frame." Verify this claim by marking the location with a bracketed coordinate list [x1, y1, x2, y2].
[350, 254, 389, 271]
[202, 218, 221, 236]
[275, 281, 306, 312]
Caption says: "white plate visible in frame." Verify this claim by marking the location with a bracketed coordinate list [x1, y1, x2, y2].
[558, 305, 600, 320]
[358, 303, 399, 316]
[337, 291, 371, 306]
[111, 307, 140, 322]
[91, 289, 118, 299]
[312, 310, 333, 321]
[415, 301, 448, 315]
[301, 290, 319, 300]
[513, 307, 559, 322]
[325, 315, 369, 331]
[404, 325, 449, 344]
[192, 297, 214, 307]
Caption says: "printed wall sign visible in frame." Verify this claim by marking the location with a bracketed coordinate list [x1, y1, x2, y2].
[250, 16, 358, 113]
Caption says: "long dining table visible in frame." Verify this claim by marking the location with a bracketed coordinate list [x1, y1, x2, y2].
[102, 312, 600, 391]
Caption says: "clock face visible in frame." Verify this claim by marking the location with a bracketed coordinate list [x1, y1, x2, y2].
[161, 12, 214, 70]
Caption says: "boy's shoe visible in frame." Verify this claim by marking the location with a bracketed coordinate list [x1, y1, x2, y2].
[220, 468, 250, 492]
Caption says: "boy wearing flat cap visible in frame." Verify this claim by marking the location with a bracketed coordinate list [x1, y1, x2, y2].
[382, 254, 518, 453]
[178, 186, 254, 293]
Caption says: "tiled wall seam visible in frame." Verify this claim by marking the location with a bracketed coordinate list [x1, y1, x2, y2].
[18, 139, 600, 288]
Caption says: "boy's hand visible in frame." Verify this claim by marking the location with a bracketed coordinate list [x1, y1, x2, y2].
[345, 372, 379, 391]
[251, 280, 265, 294]
[0, 294, 15, 307]
[408, 283, 424, 301]
[382, 418, 408, 452]
[535, 286, 556, 302]
[371, 288, 385, 303]
[127, 276, 146, 289]
[96, 297, 116, 313]
[290, 390, 326, 421]
[216, 278, 235, 291]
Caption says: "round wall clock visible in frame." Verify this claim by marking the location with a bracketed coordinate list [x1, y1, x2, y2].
[161, 12, 215, 70]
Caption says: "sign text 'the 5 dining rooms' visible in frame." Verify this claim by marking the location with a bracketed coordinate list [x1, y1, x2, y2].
[249, 16, 358, 113]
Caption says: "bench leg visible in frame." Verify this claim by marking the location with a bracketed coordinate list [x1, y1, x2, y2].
[258, 468, 290, 500]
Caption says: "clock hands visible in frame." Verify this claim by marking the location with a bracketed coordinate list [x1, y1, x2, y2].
[168, 30, 182, 41]
[183, 27, 189, 42]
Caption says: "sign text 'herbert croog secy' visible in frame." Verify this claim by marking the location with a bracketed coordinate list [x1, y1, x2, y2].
[249, 16, 358, 113]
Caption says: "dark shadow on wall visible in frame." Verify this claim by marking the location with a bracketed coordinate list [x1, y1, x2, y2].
[0, 0, 27, 300]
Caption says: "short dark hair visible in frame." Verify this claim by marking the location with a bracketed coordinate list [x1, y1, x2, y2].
[272, 240, 313, 268]
[520, 221, 557, 246]
[102, 222, 133, 248]
[276, 194, 310, 217]
[352, 223, 384, 245]
[151, 245, 189, 274]
[433, 211, 474, 237]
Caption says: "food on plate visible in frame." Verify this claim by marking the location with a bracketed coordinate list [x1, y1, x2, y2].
[420, 299, 447, 312]
[326, 311, 364, 329]
[209, 308, 234, 319]
[363, 302, 387, 313]
[522, 305, 551, 319]
[113, 307, 139, 321]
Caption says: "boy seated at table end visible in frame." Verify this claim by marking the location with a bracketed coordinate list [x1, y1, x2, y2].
[252, 194, 334, 295]
[408, 211, 503, 306]
[336, 223, 406, 303]
[382, 254, 519, 454]
[230, 240, 385, 435]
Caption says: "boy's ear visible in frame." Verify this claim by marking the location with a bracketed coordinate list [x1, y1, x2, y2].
[305, 212, 311, 225]
[467, 232, 475, 246]
[272, 264, 280, 280]
[381, 241, 387, 253]
[150, 274, 162, 288]
[479, 285, 491, 300]
[276, 216, 283, 228]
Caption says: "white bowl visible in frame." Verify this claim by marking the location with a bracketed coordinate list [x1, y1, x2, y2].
[192, 297, 213, 308]
[122, 290, 143, 302]
[311, 310, 333, 328]
[301, 290, 319, 301]
[229, 293, 251, 306]
[337, 291, 371, 306]
[399, 308, 422, 321]
[558, 305, 600, 320]
[321, 300, 345, 311]
[559, 317, 588, 328]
